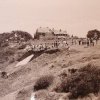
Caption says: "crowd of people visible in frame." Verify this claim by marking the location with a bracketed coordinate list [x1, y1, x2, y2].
[78, 38, 96, 47]
[25, 40, 70, 52]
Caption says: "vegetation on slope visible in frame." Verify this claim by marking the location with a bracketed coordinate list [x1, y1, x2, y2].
[54, 64, 100, 99]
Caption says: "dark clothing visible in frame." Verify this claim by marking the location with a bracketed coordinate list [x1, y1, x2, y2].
[79, 40, 81, 45]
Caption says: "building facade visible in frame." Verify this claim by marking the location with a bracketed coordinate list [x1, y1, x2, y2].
[33, 27, 70, 50]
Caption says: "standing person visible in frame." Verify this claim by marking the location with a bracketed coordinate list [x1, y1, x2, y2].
[78, 39, 81, 45]
[90, 38, 94, 46]
[74, 39, 77, 45]
[87, 39, 90, 46]
[55, 41, 58, 48]
[71, 35, 74, 45]
[82, 39, 84, 45]
[54, 42, 55, 47]
[66, 43, 70, 56]
[94, 32, 98, 44]
[92, 40, 94, 46]
[63, 40, 67, 47]
[32, 45, 35, 51]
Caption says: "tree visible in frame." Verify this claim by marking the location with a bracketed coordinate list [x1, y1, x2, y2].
[11, 30, 33, 41]
[87, 29, 100, 44]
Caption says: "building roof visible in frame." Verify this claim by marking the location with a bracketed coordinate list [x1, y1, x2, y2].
[57, 36, 67, 38]
[53, 30, 67, 35]
[37, 27, 52, 33]
[37, 27, 68, 34]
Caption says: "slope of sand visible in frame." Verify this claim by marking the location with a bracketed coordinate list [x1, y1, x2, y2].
[0, 92, 17, 100]
[0, 44, 100, 100]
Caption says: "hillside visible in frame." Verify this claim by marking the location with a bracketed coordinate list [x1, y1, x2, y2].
[0, 31, 33, 70]
[0, 30, 33, 47]
[0, 44, 100, 100]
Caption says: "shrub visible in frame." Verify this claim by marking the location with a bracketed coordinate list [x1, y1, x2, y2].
[34, 75, 54, 91]
[9, 57, 15, 63]
[58, 70, 68, 81]
[18, 44, 26, 49]
[53, 78, 69, 93]
[55, 64, 100, 99]
[1, 71, 8, 78]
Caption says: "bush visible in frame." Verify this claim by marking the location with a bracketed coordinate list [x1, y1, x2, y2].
[9, 57, 15, 63]
[18, 44, 26, 49]
[1, 71, 8, 79]
[34, 75, 54, 91]
[55, 64, 100, 99]
[53, 77, 69, 93]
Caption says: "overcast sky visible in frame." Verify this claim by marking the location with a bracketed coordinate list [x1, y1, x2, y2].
[0, 0, 100, 37]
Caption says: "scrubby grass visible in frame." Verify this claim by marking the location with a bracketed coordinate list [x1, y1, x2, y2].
[0, 48, 15, 63]
[34, 75, 54, 91]
[54, 64, 100, 99]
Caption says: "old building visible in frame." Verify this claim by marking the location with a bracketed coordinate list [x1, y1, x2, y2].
[33, 27, 70, 50]
[34, 27, 55, 40]
[53, 29, 70, 41]
[34, 27, 70, 40]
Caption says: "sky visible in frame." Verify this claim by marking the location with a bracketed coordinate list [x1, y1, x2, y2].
[0, 0, 100, 37]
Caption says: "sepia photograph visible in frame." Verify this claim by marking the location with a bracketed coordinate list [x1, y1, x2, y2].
[0, 0, 100, 100]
